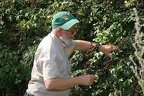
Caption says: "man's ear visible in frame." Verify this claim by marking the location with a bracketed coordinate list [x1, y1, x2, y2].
[56, 27, 62, 37]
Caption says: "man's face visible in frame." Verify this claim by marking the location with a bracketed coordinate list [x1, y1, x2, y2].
[59, 26, 76, 47]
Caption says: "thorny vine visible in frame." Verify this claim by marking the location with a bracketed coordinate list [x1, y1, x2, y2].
[129, 8, 144, 94]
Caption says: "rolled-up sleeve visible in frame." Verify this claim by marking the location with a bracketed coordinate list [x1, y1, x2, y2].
[42, 59, 60, 81]
[38, 49, 61, 81]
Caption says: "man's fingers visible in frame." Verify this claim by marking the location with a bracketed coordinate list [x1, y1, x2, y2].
[112, 45, 119, 50]
[91, 75, 98, 80]
[105, 53, 112, 59]
[110, 45, 119, 51]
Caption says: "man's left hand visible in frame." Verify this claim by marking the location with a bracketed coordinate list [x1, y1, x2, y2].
[99, 44, 118, 59]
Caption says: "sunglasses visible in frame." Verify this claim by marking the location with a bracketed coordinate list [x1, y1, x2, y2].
[63, 28, 76, 35]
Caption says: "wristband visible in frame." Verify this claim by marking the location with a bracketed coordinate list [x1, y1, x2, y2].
[94, 43, 100, 51]
[90, 42, 100, 51]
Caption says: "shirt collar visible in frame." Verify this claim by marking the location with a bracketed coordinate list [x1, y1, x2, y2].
[50, 32, 66, 50]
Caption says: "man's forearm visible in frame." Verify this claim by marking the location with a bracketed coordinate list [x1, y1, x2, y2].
[75, 40, 93, 51]
[45, 77, 81, 91]
[45, 75, 96, 91]
[75, 40, 100, 51]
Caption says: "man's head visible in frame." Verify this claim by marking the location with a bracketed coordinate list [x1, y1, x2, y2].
[52, 11, 79, 47]
[52, 11, 79, 30]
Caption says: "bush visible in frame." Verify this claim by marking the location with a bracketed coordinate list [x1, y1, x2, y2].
[0, 0, 143, 96]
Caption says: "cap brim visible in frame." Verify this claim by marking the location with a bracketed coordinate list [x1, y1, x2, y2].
[60, 19, 79, 30]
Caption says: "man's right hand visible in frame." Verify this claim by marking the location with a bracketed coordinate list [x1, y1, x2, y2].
[78, 75, 97, 86]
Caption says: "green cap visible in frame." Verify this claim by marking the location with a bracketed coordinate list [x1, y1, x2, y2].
[52, 11, 79, 30]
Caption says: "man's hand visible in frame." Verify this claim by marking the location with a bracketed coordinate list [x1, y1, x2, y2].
[78, 75, 97, 86]
[99, 44, 118, 59]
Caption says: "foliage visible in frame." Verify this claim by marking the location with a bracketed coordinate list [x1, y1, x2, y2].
[0, 0, 144, 96]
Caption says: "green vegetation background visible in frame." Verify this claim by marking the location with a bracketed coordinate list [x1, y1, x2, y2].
[0, 0, 144, 96]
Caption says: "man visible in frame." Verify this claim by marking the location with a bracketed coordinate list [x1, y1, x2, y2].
[25, 11, 118, 96]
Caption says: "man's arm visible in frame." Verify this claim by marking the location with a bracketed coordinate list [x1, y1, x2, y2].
[75, 40, 118, 58]
[74, 40, 92, 51]
[45, 75, 96, 91]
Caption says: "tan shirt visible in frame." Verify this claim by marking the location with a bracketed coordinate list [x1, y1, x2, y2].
[26, 32, 77, 96]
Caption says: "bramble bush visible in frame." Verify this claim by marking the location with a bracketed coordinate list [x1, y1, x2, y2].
[0, 0, 144, 96]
